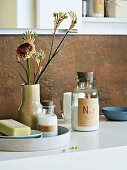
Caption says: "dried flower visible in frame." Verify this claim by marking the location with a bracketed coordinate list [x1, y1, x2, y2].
[70, 145, 78, 150]
[22, 31, 37, 43]
[16, 42, 36, 62]
[35, 50, 45, 67]
[61, 145, 78, 153]
[16, 12, 77, 84]
[53, 12, 68, 31]
[68, 11, 77, 31]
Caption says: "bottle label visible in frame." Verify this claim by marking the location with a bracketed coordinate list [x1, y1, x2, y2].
[38, 125, 57, 132]
[94, 0, 104, 14]
[78, 98, 99, 126]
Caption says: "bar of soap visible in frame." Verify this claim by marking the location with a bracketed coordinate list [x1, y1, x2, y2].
[0, 119, 31, 136]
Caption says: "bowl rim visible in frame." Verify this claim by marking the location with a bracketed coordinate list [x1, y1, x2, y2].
[102, 106, 127, 111]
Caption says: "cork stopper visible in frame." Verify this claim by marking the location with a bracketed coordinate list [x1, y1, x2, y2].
[42, 100, 54, 107]
[77, 71, 93, 82]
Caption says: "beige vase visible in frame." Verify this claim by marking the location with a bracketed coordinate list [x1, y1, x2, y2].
[18, 84, 42, 130]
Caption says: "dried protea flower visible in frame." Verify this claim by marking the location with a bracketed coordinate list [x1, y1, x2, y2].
[16, 42, 36, 62]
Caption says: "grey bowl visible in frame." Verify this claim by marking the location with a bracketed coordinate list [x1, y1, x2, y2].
[102, 107, 127, 121]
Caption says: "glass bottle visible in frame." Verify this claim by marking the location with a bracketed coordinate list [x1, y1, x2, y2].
[38, 100, 58, 137]
[88, 0, 104, 17]
[72, 72, 99, 131]
[94, 0, 104, 17]
[82, 0, 87, 17]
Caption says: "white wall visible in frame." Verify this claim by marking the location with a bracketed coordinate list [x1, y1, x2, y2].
[17, 0, 36, 28]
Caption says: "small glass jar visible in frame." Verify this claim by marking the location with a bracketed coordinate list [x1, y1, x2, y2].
[38, 100, 58, 137]
[72, 72, 99, 131]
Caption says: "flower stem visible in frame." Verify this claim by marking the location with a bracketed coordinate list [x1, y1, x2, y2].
[34, 30, 69, 84]
[50, 31, 69, 60]
[34, 59, 51, 84]
[19, 62, 27, 72]
[18, 72, 27, 84]
[48, 30, 56, 60]
[26, 58, 30, 84]
[18, 62, 28, 83]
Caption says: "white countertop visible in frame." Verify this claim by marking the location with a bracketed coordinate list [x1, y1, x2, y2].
[0, 115, 127, 162]
[1, 146, 127, 170]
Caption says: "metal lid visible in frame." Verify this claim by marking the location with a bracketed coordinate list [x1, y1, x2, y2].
[77, 71, 93, 82]
[42, 100, 54, 107]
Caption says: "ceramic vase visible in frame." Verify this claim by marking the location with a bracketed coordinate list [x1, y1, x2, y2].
[18, 84, 42, 130]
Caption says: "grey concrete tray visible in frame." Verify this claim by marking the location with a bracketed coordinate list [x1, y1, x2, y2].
[0, 126, 70, 152]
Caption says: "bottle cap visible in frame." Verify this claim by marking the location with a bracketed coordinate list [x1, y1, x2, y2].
[77, 71, 93, 82]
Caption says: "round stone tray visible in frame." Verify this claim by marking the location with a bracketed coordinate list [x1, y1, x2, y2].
[0, 126, 70, 152]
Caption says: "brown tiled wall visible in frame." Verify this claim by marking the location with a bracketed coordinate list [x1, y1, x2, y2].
[0, 35, 127, 119]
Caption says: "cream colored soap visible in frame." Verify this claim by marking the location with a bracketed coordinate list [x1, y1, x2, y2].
[0, 119, 31, 136]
